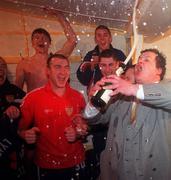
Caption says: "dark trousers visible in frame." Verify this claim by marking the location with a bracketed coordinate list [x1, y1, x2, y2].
[37, 161, 87, 180]
[0, 167, 25, 180]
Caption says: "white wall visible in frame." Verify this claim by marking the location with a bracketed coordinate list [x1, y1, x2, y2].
[0, 9, 126, 99]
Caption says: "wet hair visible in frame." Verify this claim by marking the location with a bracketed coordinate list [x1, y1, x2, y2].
[95, 25, 111, 36]
[47, 53, 68, 67]
[123, 64, 136, 74]
[141, 48, 166, 80]
[99, 49, 119, 62]
[31, 28, 51, 43]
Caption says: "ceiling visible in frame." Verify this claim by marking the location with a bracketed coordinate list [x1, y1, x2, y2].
[1, 0, 171, 42]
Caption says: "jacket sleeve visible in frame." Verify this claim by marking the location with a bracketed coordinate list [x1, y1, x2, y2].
[76, 52, 94, 86]
[142, 81, 171, 111]
[116, 49, 126, 62]
[85, 100, 120, 125]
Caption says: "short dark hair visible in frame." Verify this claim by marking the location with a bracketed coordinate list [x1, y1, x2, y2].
[47, 53, 68, 67]
[95, 25, 111, 36]
[31, 28, 51, 43]
[122, 64, 135, 75]
[140, 48, 166, 80]
[99, 49, 119, 62]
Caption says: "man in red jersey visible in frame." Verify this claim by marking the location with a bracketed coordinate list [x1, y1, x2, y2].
[18, 54, 87, 180]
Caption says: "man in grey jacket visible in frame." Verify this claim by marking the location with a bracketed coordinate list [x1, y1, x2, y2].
[84, 48, 171, 180]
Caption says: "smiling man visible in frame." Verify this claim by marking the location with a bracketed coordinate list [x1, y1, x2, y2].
[99, 49, 120, 77]
[77, 25, 126, 89]
[15, 10, 77, 93]
[85, 49, 120, 180]
[84, 48, 171, 180]
[18, 54, 88, 180]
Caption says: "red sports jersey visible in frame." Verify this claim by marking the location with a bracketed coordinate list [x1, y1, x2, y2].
[19, 83, 86, 169]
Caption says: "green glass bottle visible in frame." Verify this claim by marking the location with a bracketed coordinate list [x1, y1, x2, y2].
[90, 63, 126, 109]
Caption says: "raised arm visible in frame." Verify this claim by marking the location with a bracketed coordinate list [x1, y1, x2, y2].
[56, 11, 77, 57]
[45, 8, 77, 57]
[101, 75, 171, 110]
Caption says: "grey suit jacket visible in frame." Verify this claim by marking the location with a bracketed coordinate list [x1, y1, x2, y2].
[89, 81, 171, 180]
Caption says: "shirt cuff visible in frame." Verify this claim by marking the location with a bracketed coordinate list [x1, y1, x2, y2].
[136, 84, 144, 100]
[83, 102, 99, 118]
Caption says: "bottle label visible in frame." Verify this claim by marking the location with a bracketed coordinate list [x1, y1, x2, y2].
[100, 89, 113, 104]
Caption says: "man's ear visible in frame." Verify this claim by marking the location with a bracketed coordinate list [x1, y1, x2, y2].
[157, 67, 162, 77]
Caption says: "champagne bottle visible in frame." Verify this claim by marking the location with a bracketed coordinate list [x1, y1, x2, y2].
[90, 63, 126, 109]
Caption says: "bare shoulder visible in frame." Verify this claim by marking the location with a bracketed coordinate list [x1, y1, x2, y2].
[18, 56, 35, 68]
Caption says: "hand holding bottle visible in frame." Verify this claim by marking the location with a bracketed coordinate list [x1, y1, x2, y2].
[102, 75, 139, 97]
[88, 79, 105, 99]
[90, 63, 126, 109]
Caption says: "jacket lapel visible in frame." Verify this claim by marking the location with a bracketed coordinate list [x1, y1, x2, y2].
[131, 102, 151, 138]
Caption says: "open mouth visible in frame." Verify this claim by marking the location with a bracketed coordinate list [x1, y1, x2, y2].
[135, 64, 143, 72]
[101, 43, 107, 48]
[58, 76, 67, 82]
[38, 44, 45, 48]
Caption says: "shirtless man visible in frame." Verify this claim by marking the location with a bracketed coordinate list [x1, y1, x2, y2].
[15, 9, 77, 92]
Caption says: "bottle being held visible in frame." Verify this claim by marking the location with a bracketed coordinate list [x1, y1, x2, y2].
[91, 63, 126, 110]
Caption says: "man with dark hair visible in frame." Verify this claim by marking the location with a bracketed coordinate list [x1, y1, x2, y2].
[46, 53, 67, 66]
[87, 49, 120, 95]
[121, 64, 136, 83]
[0, 57, 26, 179]
[77, 25, 126, 88]
[31, 28, 52, 43]
[140, 48, 166, 80]
[85, 49, 120, 179]
[84, 49, 171, 180]
[18, 54, 88, 180]
[15, 10, 78, 179]
[15, 10, 77, 93]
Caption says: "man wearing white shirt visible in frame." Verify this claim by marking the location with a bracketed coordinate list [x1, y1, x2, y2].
[84, 49, 171, 180]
